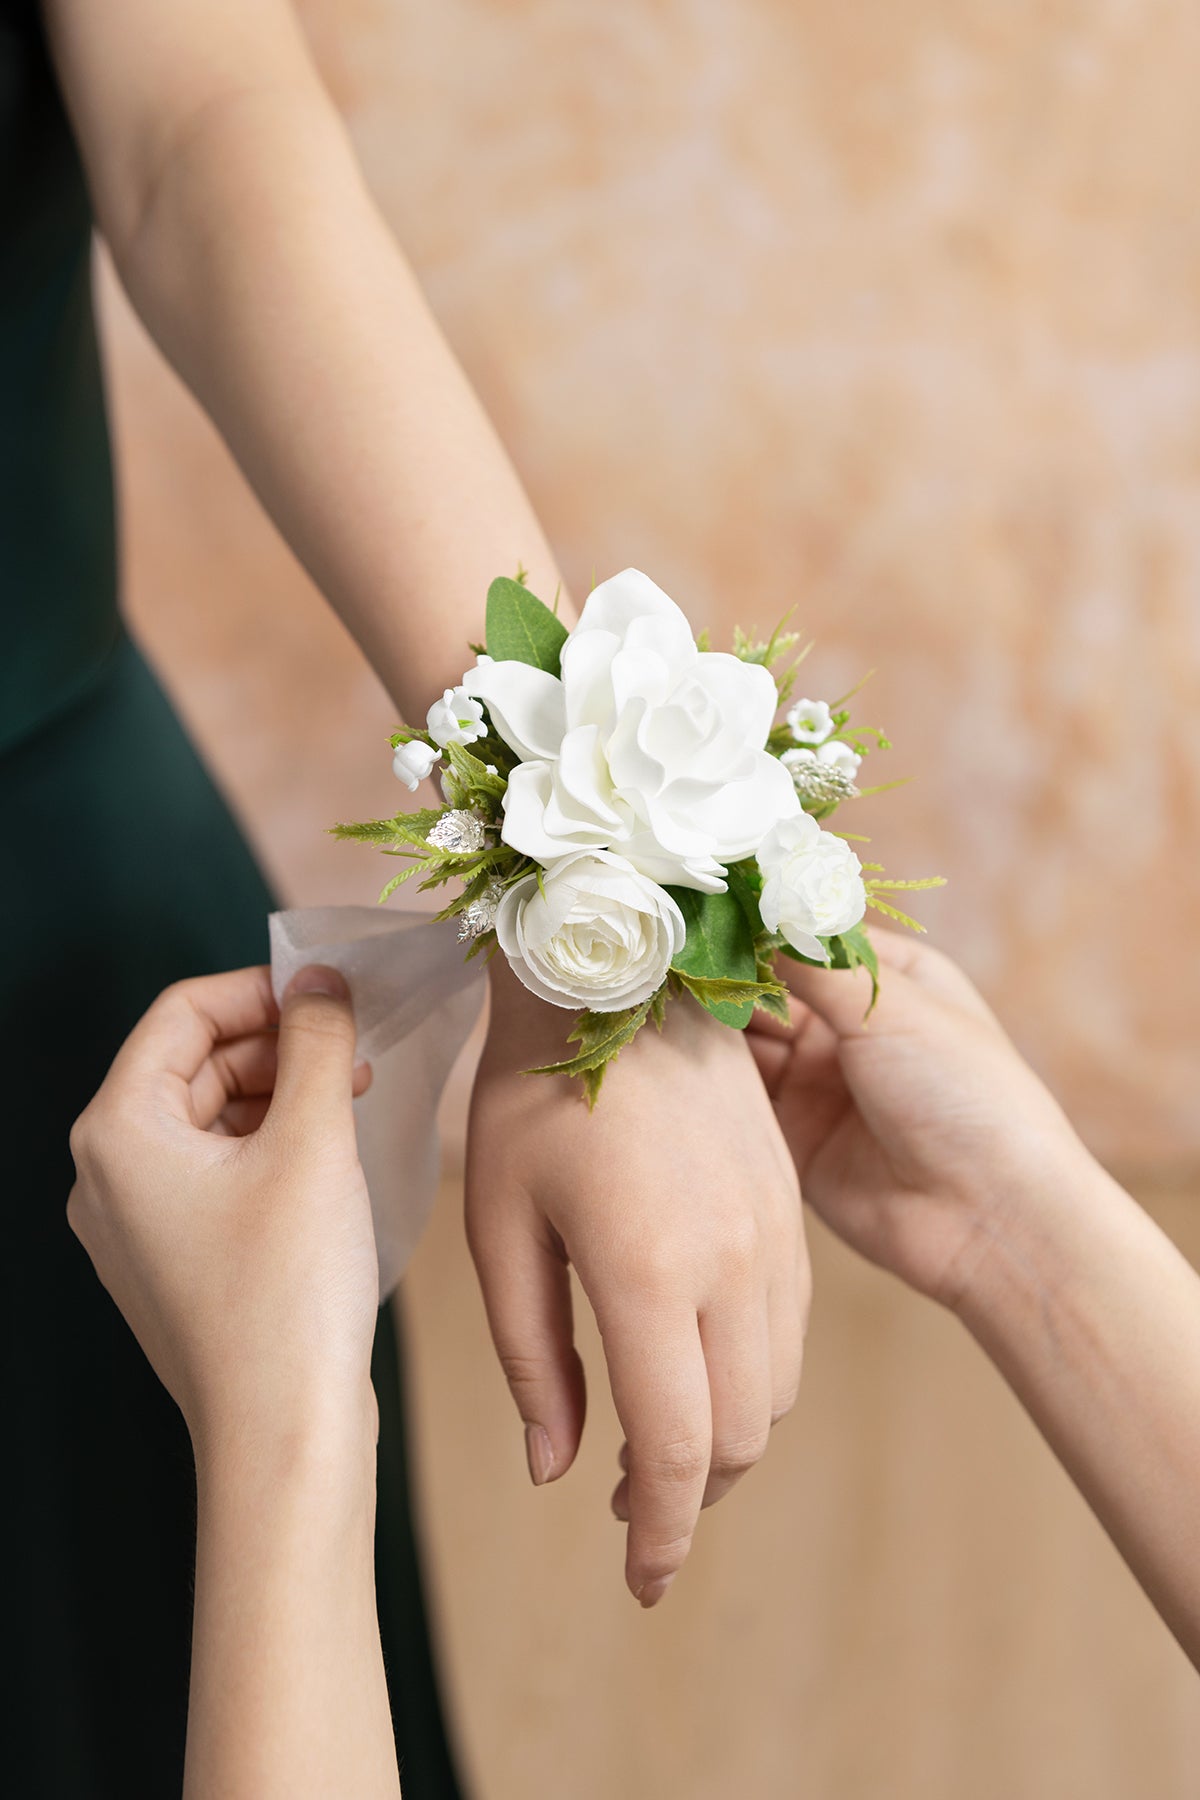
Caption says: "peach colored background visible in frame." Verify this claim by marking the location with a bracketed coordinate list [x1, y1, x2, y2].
[101, 0, 1200, 1175]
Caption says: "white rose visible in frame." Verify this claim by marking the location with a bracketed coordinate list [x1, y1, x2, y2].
[392, 739, 441, 791]
[786, 698, 835, 745]
[495, 850, 685, 1012]
[757, 812, 866, 962]
[427, 685, 487, 748]
[465, 569, 799, 892]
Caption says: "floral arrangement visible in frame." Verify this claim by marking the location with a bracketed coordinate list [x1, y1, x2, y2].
[334, 569, 942, 1102]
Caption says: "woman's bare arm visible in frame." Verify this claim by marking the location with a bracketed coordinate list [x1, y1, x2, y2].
[45, 0, 572, 720]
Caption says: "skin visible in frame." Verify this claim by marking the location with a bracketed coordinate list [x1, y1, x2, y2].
[68, 965, 402, 1799]
[44, 0, 809, 1597]
[739, 927, 1200, 1669]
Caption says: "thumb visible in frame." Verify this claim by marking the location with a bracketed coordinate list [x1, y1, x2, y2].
[466, 1186, 587, 1487]
[268, 965, 360, 1133]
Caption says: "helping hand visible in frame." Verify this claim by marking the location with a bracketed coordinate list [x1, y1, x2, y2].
[467, 958, 808, 1607]
[68, 965, 377, 1457]
[748, 929, 1093, 1310]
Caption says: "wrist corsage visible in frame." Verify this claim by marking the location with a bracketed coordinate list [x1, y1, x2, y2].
[335, 569, 942, 1102]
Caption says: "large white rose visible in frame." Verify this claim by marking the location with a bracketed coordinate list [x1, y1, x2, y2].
[464, 569, 799, 892]
[495, 850, 685, 1011]
[757, 812, 867, 962]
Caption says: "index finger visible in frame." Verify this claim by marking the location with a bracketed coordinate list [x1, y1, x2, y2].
[598, 1300, 712, 1608]
[107, 967, 279, 1099]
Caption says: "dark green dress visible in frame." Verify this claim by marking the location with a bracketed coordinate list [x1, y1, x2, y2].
[0, 8, 465, 1794]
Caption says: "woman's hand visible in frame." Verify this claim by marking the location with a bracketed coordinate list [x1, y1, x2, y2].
[751, 931, 1200, 1670]
[466, 958, 808, 1608]
[68, 964, 378, 1456]
[69, 964, 407, 1797]
[747, 928, 1096, 1308]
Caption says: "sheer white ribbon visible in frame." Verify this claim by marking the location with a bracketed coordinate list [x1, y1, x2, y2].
[269, 908, 486, 1296]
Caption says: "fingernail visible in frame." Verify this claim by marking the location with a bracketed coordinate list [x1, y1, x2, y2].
[637, 1573, 676, 1610]
[525, 1424, 554, 1486]
[285, 964, 349, 1002]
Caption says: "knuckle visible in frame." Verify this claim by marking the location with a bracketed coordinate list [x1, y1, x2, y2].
[719, 1216, 762, 1273]
[641, 1435, 710, 1488]
[710, 1431, 770, 1477]
[497, 1349, 550, 1398]
[633, 1532, 694, 1584]
[290, 1001, 354, 1045]
[770, 1384, 801, 1426]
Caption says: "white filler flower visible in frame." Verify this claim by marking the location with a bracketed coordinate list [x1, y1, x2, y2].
[392, 740, 441, 791]
[427, 685, 487, 748]
[782, 740, 862, 780]
[757, 812, 867, 962]
[495, 850, 686, 1011]
[465, 569, 799, 892]
[786, 697, 835, 745]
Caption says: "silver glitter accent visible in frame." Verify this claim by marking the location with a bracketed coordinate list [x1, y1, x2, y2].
[786, 758, 859, 809]
[427, 808, 489, 854]
[457, 879, 504, 941]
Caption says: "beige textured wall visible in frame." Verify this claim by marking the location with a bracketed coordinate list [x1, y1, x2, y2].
[102, 0, 1200, 1173]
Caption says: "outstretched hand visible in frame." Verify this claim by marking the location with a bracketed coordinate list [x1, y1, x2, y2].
[467, 958, 808, 1607]
[747, 929, 1092, 1309]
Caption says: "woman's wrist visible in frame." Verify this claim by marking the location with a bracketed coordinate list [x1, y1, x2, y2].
[192, 1376, 379, 1514]
[950, 1141, 1127, 1345]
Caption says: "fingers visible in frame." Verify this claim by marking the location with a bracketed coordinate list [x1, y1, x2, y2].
[108, 967, 278, 1103]
[870, 928, 999, 1024]
[697, 1304, 774, 1510]
[466, 1200, 587, 1486]
[599, 1301, 712, 1607]
[265, 966, 359, 1139]
[189, 1031, 279, 1130]
[780, 955, 882, 1037]
[190, 1032, 372, 1133]
[747, 1027, 791, 1095]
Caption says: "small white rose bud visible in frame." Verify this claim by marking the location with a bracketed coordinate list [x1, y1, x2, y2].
[392, 739, 441, 791]
[757, 811, 866, 962]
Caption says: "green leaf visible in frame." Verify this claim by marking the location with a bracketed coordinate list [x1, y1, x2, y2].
[827, 921, 880, 1013]
[672, 970, 788, 1015]
[666, 885, 758, 1027]
[485, 576, 568, 673]
[865, 894, 926, 933]
[527, 999, 656, 1107]
[330, 808, 444, 847]
[444, 742, 507, 803]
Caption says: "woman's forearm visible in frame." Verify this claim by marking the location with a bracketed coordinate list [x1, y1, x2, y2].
[48, 0, 573, 722]
[186, 1398, 400, 1800]
[957, 1159, 1200, 1664]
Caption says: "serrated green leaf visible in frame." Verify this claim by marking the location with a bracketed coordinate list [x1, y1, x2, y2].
[754, 986, 793, 1024]
[527, 999, 656, 1107]
[485, 576, 568, 673]
[331, 807, 444, 847]
[444, 741, 507, 802]
[672, 970, 788, 1018]
[865, 894, 926, 933]
[866, 876, 947, 892]
[666, 884, 758, 1026]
